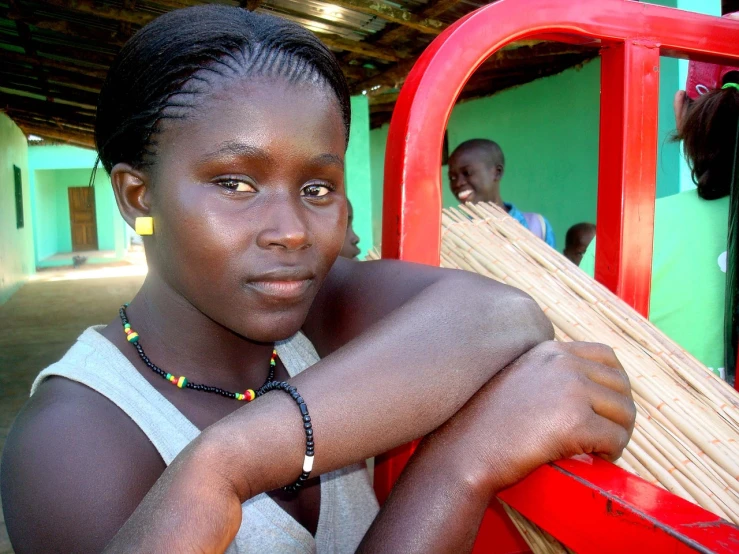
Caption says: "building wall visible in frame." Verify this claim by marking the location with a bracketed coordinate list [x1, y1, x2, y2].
[28, 145, 127, 267]
[446, 60, 602, 248]
[370, 59, 605, 249]
[0, 114, 33, 305]
[345, 95, 373, 258]
[33, 170, 58, 261]
[368, 2, 722, 252]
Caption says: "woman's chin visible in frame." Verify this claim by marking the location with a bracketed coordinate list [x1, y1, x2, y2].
[237, 310, 310, 344]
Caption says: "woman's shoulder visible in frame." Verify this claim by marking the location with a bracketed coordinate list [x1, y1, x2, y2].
[1, 348, 165, 552]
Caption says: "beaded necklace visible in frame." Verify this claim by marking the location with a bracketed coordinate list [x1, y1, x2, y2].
[119, 304, 276, 402]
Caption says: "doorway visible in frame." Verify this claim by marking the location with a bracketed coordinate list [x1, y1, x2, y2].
[68, 187, 98, 251]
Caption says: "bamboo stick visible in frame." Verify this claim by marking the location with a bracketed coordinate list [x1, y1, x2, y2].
[368, 203, 739, 553]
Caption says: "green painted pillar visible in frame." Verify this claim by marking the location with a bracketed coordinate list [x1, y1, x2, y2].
[345, 95, 374, 256]
[648, 0, 721, 196]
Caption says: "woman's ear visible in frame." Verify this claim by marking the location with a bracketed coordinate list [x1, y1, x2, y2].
[110, 163, 151, 229]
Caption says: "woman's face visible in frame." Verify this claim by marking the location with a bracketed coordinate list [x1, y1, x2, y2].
[144, 76, 348, 342]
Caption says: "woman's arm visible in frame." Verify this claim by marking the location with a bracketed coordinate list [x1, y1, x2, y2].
[105, 268, 554, 553]
[357, 342, 635, 553]
[304, 257, 551, 356]
[106, 341, 634, 554]
[4, 262, 551, 553]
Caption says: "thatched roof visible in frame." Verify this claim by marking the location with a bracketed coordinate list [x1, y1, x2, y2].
[0, 0, 599, 148]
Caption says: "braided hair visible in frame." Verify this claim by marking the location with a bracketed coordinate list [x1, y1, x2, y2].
[95, 4, 351, 175]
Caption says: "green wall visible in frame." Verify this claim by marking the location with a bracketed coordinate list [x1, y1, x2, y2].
[369, 123, 389, 247]
[33, 170, 58, 261]
[28, 145, 127, 267]
[370, 59, 603, 249]
[0, 113, 33, 305]
[345, 95, 374, 257]
[446, 60, 602, 247]
[368, 0, 721, 251]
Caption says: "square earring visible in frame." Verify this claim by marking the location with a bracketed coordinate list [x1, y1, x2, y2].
[135, 216, 154, 236]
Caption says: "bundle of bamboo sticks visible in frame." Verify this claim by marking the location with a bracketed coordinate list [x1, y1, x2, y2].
[369, 202, 739, 553]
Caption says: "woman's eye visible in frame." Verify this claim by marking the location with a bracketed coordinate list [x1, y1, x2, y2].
[218, 179, 256, 193]
[302, 183, 333, 197]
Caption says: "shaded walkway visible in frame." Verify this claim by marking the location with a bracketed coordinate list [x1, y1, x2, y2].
[0, 266, 145, 553]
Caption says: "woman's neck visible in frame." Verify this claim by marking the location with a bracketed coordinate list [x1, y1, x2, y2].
[121, 271, 276, 391]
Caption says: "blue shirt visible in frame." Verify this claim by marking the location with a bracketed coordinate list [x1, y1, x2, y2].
[505, 203, 556, 248]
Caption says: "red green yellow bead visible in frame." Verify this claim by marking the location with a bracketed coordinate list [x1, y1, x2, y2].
[120, 304, 280, 403]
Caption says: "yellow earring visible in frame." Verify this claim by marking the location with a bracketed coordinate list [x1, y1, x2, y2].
[135, 216, 154, 236]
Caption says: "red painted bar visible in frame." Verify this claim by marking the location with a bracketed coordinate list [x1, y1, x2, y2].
[596, 40, 660, 316]
[498, 456, 739, 554]
[378, 0, 739, 551]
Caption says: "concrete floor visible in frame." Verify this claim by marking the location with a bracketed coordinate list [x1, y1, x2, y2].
[0, 266, 145, 553]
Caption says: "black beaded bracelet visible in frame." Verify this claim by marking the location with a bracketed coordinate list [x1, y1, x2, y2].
[259, 381, 314, 493]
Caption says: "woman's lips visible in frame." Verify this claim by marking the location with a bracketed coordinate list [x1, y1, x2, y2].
[245, 279, 313, 301]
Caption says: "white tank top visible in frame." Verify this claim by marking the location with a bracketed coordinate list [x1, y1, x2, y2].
[31, 327, 379, 553]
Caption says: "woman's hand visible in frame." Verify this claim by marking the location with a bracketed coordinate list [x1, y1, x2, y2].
[359, 341, 635, 554]
[433, 341, 635, 496]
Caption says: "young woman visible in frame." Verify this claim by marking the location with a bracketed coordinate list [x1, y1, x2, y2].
[1, 6, 634, 553]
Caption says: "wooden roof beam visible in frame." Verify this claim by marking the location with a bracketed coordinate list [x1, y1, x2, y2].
[342, 0, 462, 66]
[353, 42, 595, 94]
[11, 119, 94, 148]
[14, 43, 116, 69]
[8, 10, 128, 47]
[8, 0, 51, 97]
[422, 0, 466, 18]
[0, 90, 96, 119]
[320, 35, 402, 62]
[39, 0, 403, 63]
[328, 1, 445, 35]
[0, 67, 102, 97]
[8, 111, 94, 134]
[41, 0, 156, 27]
[0, 84, 97, 110]
[0, 50, 108, 80]
[377, 0, 464, 44]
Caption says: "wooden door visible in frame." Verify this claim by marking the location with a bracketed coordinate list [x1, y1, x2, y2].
[68, 187, 98, 252]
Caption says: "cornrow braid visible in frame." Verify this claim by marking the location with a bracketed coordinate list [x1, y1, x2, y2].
[95, 5, 351, 175]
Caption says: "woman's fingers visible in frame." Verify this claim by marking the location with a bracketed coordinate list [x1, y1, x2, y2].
[586, 379, 637, 432]
[559, 341, 624, 372]
[584, 416, 633, 462]
[554, 342, 631, 396]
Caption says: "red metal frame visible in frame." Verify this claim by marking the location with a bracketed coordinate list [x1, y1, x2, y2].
[377, 0, 739, 551]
